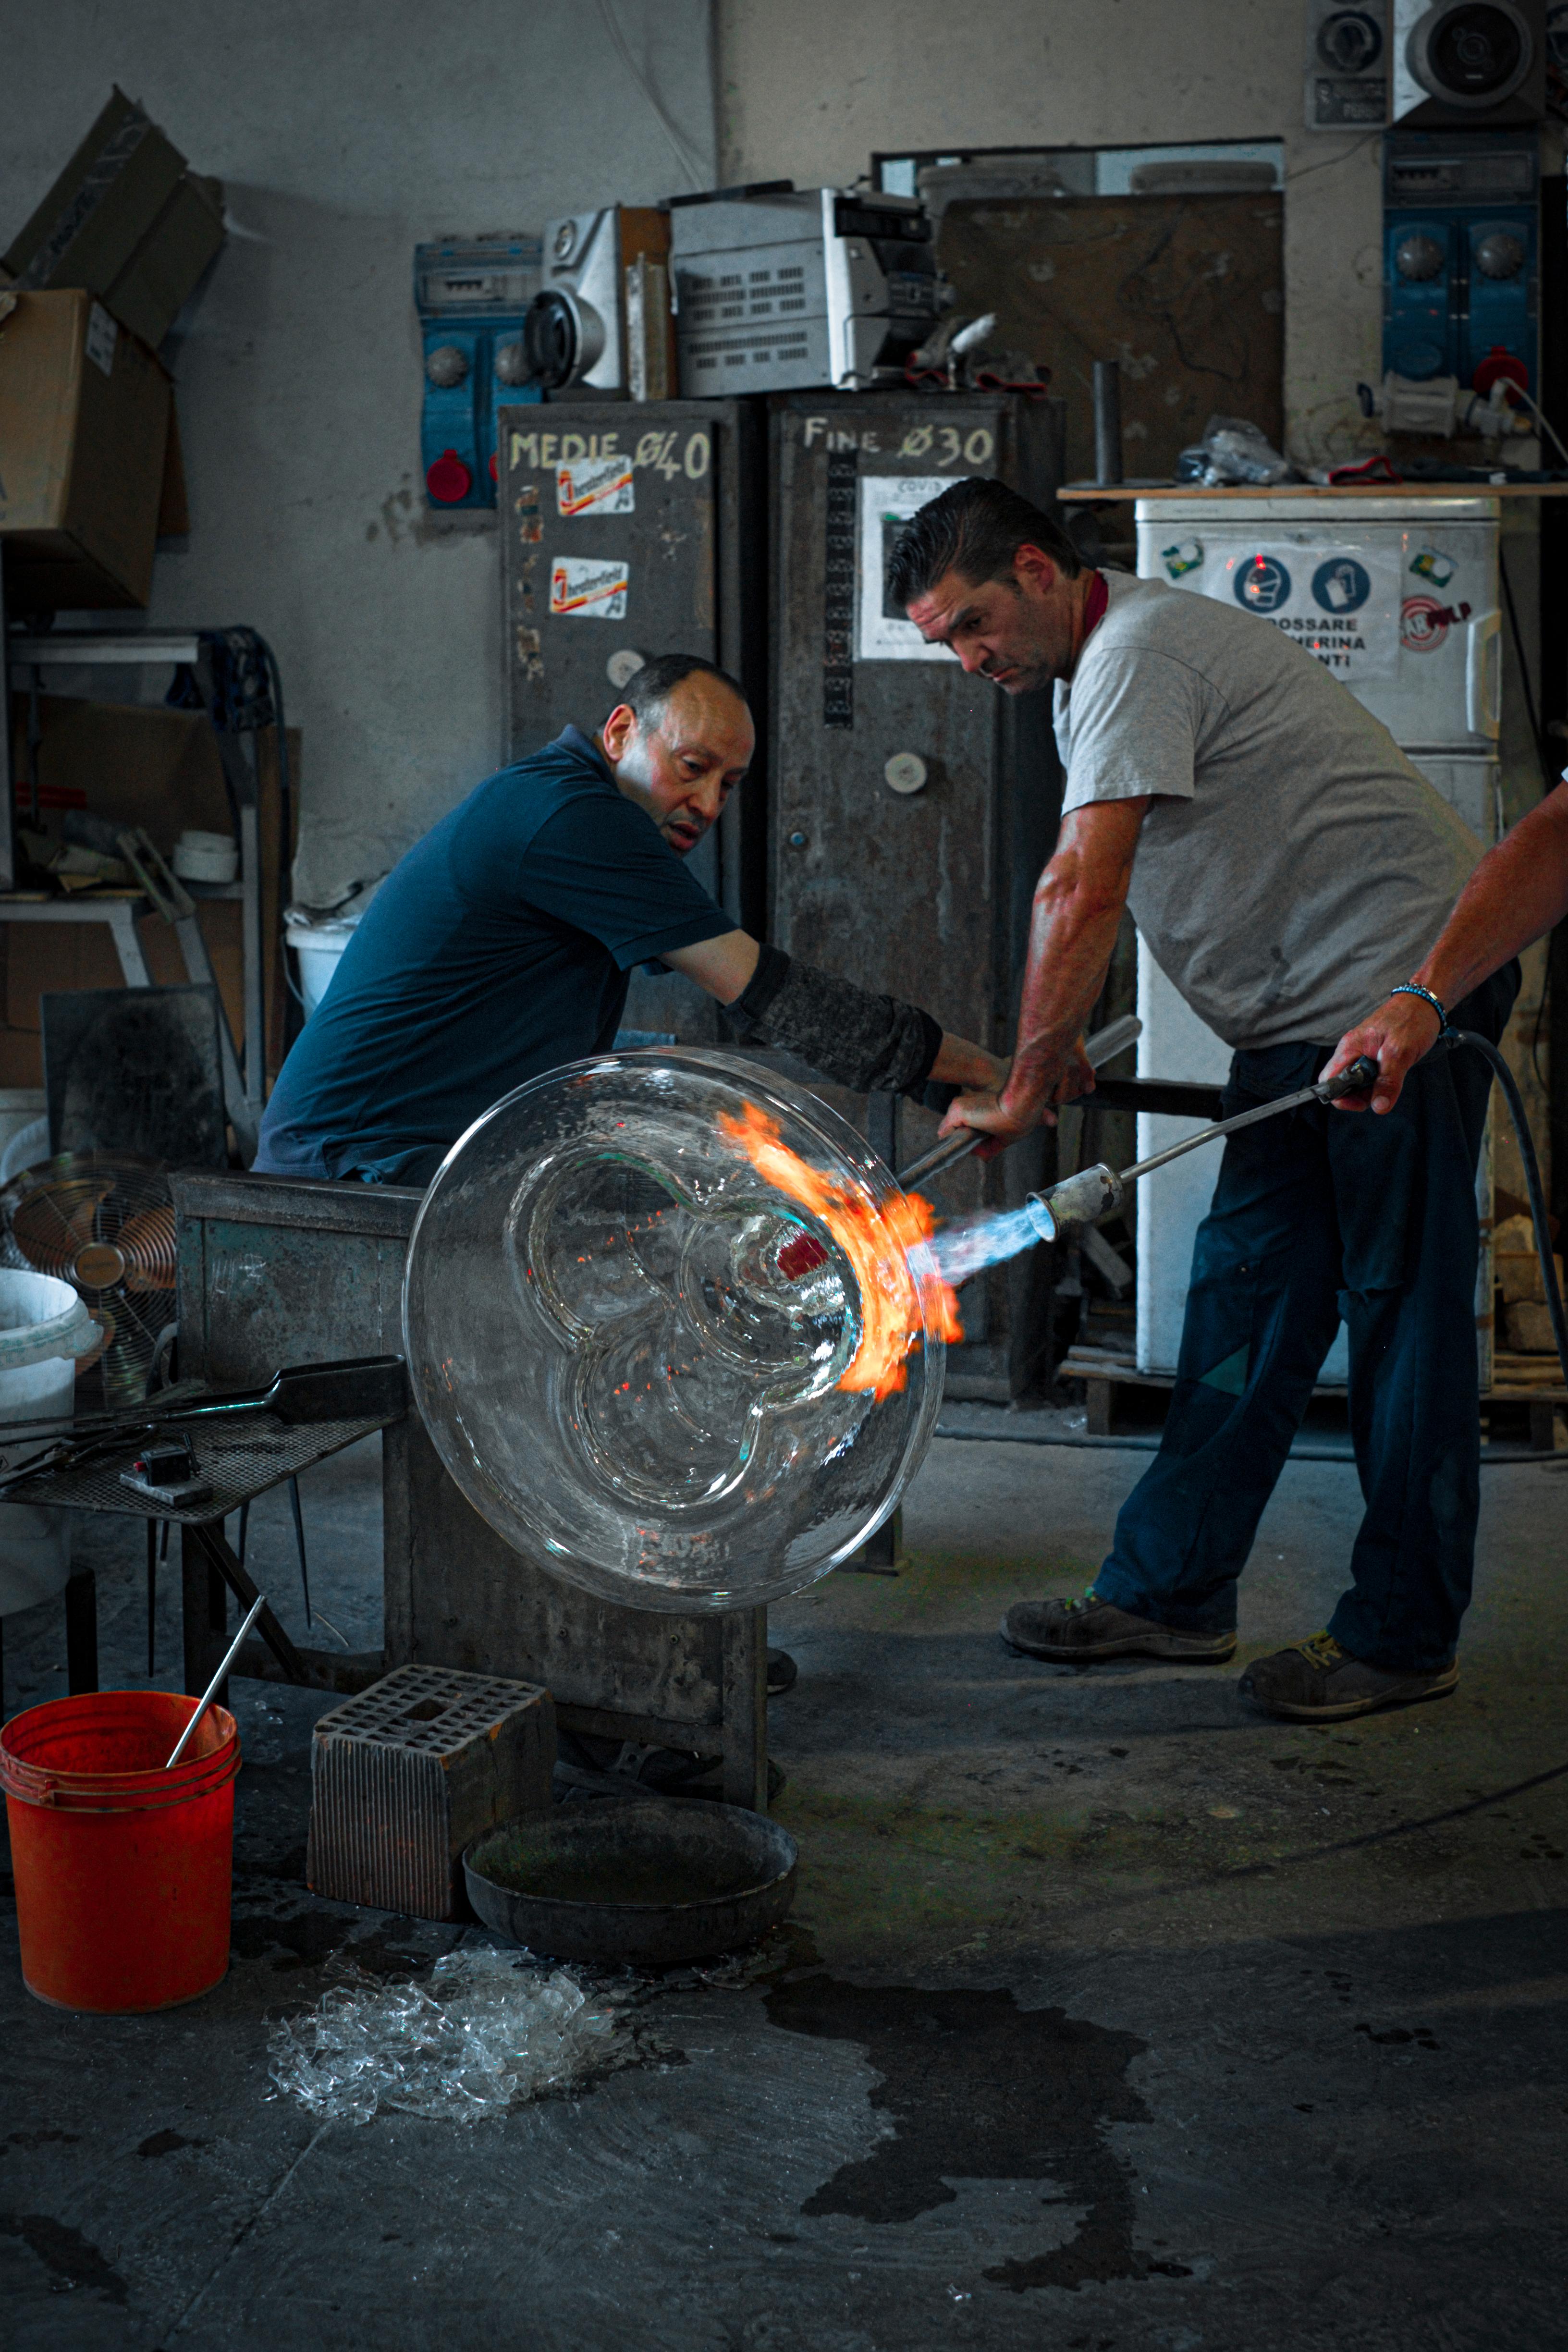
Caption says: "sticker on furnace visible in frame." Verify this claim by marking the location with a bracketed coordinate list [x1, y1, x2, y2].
[550, 558, 630, 619]
[557, 456, 635, 517]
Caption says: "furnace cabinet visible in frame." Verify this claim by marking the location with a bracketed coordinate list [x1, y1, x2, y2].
[769, 392, 1067, 1401]
[497, 397, 769, 1044]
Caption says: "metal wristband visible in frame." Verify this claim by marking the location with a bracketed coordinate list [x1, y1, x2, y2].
[1388, 981, 1451, 1037]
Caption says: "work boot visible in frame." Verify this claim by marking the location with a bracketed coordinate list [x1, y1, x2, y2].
[1000, 1590, 1237, 1664]
[1239, 1631, 1458, 1721]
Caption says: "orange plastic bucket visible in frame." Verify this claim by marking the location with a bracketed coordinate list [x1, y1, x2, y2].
[0, 1689, 241, 2012]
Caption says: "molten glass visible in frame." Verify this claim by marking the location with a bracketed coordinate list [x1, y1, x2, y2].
[403, 1050, 952, 1612]
[718, 1102, 959, 1399]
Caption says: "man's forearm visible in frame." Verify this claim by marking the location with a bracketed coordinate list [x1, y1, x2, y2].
[931, 1030, 1006, 1088]
[1009, 883, 1126, 1099]
[1415, 783, 1568, 1011]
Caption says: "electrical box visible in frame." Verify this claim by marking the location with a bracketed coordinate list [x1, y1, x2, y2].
[415, 235, 541, 511]
[1304, 1, 1390, 129]
[1383, 128, 1538, 392]
[768, 392, 1066, 1401]
[496, 397, 768, 1041]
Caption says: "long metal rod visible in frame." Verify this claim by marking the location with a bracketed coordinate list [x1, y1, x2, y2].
[896, 1014, 1143, 1190]
[165, 1592, 266, 1767]
[1118, 1084, 1324, 1182]
[1116, 1056, 1381, 1186]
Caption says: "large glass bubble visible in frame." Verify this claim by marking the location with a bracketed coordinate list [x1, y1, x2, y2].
[402, 1049, 951, 1611]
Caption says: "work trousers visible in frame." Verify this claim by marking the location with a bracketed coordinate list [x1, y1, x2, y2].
[1095, 965, 1519, 1671]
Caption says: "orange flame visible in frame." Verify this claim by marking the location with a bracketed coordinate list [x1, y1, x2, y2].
[719, 1103, 961, 1399]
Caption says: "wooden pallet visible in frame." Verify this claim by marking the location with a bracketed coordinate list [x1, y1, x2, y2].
[1061, 1345, 1565, 1445]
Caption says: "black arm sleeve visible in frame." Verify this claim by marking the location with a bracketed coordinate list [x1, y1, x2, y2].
[724, 944, 943, 1096]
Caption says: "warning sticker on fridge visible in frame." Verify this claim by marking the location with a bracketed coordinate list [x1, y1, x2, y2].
[857, 476, 960, 661]
[1201, 542, 1401, 679]
[556, 455, 635, 517]
[550, 557, 630, 619]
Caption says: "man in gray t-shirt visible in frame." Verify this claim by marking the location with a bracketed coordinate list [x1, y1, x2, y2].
[892, 477, 1517, 1726]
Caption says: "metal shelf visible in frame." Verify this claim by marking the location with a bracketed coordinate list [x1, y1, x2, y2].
[0, 602, 273, 1162]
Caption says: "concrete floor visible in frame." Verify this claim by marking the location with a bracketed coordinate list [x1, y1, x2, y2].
[2, 1425, 1565, 2350]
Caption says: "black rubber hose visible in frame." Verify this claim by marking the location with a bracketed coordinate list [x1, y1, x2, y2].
[1452, 1029, 1568, 1397]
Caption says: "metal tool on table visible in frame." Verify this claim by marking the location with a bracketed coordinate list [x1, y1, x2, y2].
[0, 1353, 408, 1450]
[121, 1434, 212, 1508]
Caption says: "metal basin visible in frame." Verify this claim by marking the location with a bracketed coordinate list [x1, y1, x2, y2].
[463, 1794, 797, 1966]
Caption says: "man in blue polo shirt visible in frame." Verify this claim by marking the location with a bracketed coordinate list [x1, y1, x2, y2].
[257, 653, 1005, 1186]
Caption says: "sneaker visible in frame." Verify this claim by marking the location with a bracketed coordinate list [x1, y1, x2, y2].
[1000, 1590, 1237, 1664]
[1238, 1631, 1458, 1722]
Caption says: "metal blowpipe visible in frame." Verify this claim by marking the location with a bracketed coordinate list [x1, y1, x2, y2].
[1025, 1054, 1383, 1240]
[895, 1015, 1142, 1191]
[165, 1592, 267, 1769]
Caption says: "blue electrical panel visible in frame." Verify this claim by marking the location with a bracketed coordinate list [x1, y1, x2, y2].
[1383, 130, 1538, 394]
[414, 235, 543, 509]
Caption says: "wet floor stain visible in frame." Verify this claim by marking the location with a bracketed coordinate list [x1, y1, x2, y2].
[766, 1974, 1175, 2291]
[0, 2212, 128, 2302]
[136, 2129, 207, 2159]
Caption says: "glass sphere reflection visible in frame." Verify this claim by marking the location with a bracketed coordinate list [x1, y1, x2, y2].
[402, 1049, 947, 1611]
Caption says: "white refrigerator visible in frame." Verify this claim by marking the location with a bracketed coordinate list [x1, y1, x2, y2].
[1129, 494, 1500, 1387]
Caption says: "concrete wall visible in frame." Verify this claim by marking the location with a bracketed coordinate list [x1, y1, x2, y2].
[2, 1, 716, 900]
[716, 0, 1383, 466]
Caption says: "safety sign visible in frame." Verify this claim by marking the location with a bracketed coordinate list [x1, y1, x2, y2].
[858, 476, 960, 661]
[1200, 542, 1401, 679]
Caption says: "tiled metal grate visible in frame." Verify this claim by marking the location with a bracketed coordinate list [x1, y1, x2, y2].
[323, 1664, 545, 1753]
[308, 1664, 556, 1922]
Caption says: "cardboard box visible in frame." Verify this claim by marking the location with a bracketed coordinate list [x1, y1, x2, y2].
[0, 288, 172, 608]
[4, 88, 223, 348]
[102, 174, 224, 350]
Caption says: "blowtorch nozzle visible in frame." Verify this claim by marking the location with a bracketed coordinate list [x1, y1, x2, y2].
[1023, 1164, 1124, 1241]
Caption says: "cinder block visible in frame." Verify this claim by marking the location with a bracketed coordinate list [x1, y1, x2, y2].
[306, 1664, 555, 1921]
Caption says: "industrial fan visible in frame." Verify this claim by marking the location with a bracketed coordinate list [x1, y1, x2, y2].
[0, 1152, 177, 1410]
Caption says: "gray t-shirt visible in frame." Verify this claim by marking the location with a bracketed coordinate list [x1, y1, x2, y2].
[1054, 571, 1481, 1050]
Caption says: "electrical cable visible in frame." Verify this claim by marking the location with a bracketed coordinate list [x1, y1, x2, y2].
[1504, 380, 1568, 474]
[1452, 1029, 1568, 1399]
[1494, 548, 1556, 1098]
[1499, 544, 1546, 775]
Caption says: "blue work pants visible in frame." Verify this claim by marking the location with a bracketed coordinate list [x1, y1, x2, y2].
[1095, 966, 1519, 1671]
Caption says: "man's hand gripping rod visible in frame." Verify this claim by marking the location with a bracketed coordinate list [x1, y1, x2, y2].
[896, 1016, 1142, 1190]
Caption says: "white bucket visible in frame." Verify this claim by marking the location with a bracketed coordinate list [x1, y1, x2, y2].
[287, 920, 357, 1018]
[0, 1271, 103, 1617]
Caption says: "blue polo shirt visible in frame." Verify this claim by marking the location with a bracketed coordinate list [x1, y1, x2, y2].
[255, 727, 734, 1182]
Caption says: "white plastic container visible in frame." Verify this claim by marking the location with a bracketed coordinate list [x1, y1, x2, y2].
[172, 829, 240, 884]
[287, 919, 358, 1017]
[0, 1271, 102, 1616]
